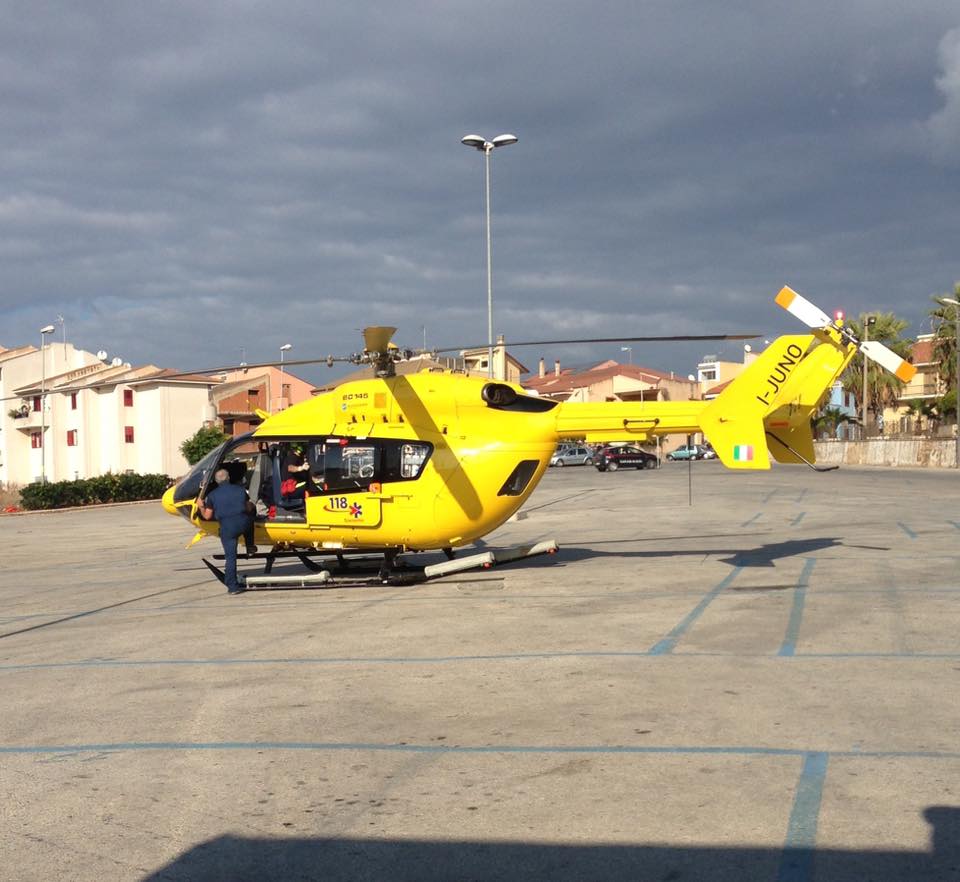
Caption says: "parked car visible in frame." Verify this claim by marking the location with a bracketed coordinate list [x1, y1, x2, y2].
[593, 445, 659, 471]
[550, 445, 594, 467]
[667, 444, 715, 461]
[667, 444, 702, 461]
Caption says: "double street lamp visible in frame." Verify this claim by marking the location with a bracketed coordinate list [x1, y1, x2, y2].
[935, 296, 960, 468]
[39, 323, 55, 483]
[461, 133, 518, 378]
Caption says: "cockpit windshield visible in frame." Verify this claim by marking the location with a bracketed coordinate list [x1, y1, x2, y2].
[171, 439, 231, 505]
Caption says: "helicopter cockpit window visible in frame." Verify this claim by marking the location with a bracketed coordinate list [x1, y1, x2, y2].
[172, 440, 230, 505]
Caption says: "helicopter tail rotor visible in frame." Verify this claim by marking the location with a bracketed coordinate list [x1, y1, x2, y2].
[776, 286, 916, 383]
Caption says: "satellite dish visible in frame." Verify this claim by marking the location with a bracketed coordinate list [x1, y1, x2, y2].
[744, 344, 752, 352]
[111, 357, 122, 367]
[97, 350, 108, 361]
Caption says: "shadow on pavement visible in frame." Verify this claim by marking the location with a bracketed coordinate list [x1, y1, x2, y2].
[553, 537, 890, 569]
[142, 806, 960, 881]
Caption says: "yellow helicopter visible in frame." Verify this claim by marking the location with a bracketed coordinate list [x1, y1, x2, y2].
[161, 286, 915, 583]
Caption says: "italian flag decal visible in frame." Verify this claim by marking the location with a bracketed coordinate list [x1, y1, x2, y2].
[733, 445, 754, 462]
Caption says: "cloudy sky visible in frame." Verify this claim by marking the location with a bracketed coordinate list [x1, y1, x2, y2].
[2, 1, 959, 382]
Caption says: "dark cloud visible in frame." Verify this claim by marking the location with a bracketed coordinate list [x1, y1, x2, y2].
[1, 1, 958, 382]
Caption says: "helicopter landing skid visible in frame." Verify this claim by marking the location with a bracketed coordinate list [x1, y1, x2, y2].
[203, 539, 560, 592]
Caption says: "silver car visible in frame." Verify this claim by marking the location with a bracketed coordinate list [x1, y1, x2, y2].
[550, 445, 594, 467]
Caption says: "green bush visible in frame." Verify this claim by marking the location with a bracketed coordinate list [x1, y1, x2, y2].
[19, 473, 172, 511]
[180, 425, 230, 465]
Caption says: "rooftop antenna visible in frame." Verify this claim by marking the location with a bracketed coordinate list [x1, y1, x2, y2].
[57, 314, 65, 345]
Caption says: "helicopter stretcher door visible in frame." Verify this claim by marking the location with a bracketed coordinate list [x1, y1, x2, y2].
[305, 439, 383, 529]
[306, 492, 382, 528]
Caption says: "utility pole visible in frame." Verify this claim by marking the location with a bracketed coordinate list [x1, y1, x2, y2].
[861, 315, 876, 437]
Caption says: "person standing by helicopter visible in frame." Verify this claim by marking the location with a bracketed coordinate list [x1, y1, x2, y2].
[197, 468, 256, 595]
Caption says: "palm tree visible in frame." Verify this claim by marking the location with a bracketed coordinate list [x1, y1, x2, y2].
[905, 398, 938, 434]
[812, 405, 855, 439]
[840, 313, 913, 429]
[930, 282, 960, 389]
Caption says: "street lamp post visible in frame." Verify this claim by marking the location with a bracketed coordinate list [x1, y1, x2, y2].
[39, 324, 55, 483]
[461, 132, 518, 378]
[936, 297, 960, 468]
[279, 343, 292, 410]
[861, 315, 876, 437]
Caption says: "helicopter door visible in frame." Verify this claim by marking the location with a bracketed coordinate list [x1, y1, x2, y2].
[180, 432, 259, 523]
[307, 439, 383, 528]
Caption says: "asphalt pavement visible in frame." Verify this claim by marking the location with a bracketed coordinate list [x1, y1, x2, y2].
[1, 461, 959, 881]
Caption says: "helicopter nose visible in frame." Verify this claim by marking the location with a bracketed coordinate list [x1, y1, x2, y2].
[161, 484, 179, 516]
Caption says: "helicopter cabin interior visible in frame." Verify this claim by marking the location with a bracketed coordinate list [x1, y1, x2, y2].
[206, 434, 433, 523]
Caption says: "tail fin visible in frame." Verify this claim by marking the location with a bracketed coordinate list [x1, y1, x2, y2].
[763, 336, 852, 465]
[699, 335, 813, 469]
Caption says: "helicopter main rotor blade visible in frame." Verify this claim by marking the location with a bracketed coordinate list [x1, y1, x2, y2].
[431, 333, 760, 354]
[140, 356, 353, 384]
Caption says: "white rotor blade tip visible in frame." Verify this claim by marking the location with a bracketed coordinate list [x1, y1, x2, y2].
[775, 286, 833, 328]
[860, 340, 917, 382]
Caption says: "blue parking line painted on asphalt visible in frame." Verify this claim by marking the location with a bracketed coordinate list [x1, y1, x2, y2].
[649, 567, 743, 655]
[778, 558, 817, 657]
[791, 512, 806, 527]
[0, 741, 957, 760]
[741, 513, 762, 527]
[897, 522, 917, 539]
[777, 752, 829, 882]
[6, 646, 960, 674]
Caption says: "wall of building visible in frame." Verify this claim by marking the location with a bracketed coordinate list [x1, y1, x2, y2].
[0, 344, 99, 485]
[814, 438, 958, 468]
[2, 344, 217, 484]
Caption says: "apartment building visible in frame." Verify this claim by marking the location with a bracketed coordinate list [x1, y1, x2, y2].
[1, 341, 218, 485]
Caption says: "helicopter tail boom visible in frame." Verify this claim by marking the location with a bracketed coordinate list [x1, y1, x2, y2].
[553, 326, 857, 470]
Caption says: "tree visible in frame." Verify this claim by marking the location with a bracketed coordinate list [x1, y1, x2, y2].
[930, 282, 960, 389]
[840, 313, 914, 426]
[180, 425, 229, 465]
[812, 406, 855, 439]
[936, 389, 957, 420]
[905, 398, 938, 433]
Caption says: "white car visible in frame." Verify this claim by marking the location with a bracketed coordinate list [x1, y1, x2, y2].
[550, 445, 594, 467]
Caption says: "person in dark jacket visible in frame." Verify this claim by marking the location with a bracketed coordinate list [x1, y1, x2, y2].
[197, 468, 257, 594]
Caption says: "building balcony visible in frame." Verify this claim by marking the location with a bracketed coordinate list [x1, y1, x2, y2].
[10, 410, 45, 431]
